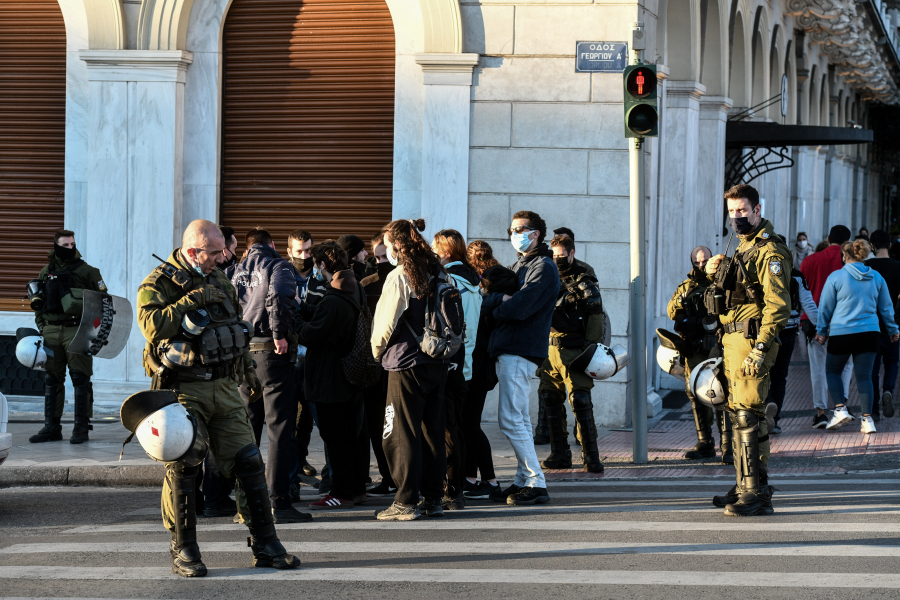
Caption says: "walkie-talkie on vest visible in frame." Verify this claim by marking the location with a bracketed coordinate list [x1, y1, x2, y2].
[152, 254, 192, 292]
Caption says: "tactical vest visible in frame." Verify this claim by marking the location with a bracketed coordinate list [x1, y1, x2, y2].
[151, 265, 252, 372]
[551, 273, 602, 340]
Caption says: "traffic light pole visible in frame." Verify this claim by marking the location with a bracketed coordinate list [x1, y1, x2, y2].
[630, 22, 648, 464]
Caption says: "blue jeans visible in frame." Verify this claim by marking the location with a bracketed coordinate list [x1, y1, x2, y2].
[871, 334, 900, 414]
[826, 351, 877, 415]
[497, 354, 546, 488]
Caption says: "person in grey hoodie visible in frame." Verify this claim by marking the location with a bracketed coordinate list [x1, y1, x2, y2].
[481, 210, 560, 507]
[816, 239, 899, 434]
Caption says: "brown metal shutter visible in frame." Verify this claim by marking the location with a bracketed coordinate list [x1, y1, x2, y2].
[0, 0, 66, 310]
[221, 0, 395, 252]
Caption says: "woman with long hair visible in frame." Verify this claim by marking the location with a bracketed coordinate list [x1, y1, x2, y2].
[370, 219, 448, 520]
[431, 229, 482, 509]
[816, 239, 899, 433]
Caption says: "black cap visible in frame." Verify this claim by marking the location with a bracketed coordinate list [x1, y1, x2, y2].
[120, 390, 179, 433]
[337, 235, 365, 258]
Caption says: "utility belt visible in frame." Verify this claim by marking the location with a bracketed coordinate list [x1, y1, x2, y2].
[249, 333, 299, 363]
[44, 315, 80, 328]
[173, 361, 237, 382]
[723, 318, 761, 339]
[145, 345, 236, 389]
[549, 334, 585, 349]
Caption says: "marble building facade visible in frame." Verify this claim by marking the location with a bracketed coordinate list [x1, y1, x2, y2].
[2, 0, 899, 427]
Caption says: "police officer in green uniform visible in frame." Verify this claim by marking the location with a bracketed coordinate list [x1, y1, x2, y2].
[666, 245, 732, 464]
[538, 235, 605, 473]
[137, 219, 299, 577]
[29, 230, 105, 445]
[705, 184, 792, 516]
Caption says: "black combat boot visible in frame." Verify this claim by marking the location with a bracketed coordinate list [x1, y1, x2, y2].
[234, 444, 301, 569]
[169, 463, 207, 577]
[684, 399, 715, 459]
[30, 377, 63, 443]
[717, 410, 734, 464]
[572, 390, 603, 473]
[533, 398, 550, 445]
[69, 371, 92, 444]
[540, 392, 572, 469]
[724, 410, 774, 517]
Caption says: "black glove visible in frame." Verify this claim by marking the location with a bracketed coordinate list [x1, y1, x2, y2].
[800, 319, 816, 343]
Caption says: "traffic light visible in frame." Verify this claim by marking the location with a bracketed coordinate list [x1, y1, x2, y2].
[623, 64, 659, 138]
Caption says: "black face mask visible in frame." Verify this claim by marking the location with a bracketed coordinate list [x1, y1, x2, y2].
[554, 257, 571, 271]
[291, 256, 313, 273]
[220, 254, 237, 269]
[54, 243, 76, 262]
[729, 215, 755, 235]
[691, 266, 709, 281]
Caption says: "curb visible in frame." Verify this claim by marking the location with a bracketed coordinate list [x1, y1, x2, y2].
[0, 465, 165, 488]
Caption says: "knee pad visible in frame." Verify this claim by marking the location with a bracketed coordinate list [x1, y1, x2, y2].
[70, 370, 90, 387]
[539, 390, 565, 409]
[234, 443, 265, 483]
[733, 410, 759, 430]
[169, 461, 201, 479]
[570, 390, 593, 411]
[44, 373, 61, 388]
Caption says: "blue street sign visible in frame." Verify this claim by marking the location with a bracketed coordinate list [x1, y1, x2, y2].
[575, 41, 629, 73]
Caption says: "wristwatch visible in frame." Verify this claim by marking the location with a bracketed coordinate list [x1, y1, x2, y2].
[755, 342, 768, 352]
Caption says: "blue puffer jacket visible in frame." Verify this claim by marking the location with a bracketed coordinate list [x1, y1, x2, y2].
[481, 243, 560, 363]
[230, 244, 297, 340]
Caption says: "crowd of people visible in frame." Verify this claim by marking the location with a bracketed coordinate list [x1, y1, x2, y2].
[195, 210, 605, 522]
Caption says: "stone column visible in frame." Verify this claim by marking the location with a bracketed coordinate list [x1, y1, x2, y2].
[697, 96, 733, 253]
[79, 50, 192, 392]
[415, 53, 480, 238]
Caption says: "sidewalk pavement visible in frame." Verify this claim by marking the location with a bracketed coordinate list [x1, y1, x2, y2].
[2, 338, 898, 487]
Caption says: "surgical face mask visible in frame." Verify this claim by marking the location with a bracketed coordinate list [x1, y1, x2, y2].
[313, 264, 325, 281]
[511, 231, 533, 253]
[386, 246, 399, 267]
[54, 243, 76, 262]
[798, 240, 808, 249]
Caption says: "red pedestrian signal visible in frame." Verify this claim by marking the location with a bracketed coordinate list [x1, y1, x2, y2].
[623, 64, 659, 138]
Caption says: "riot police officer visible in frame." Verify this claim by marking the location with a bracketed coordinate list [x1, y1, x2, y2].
[666, 246, 732, 464]
[137, 219, 299, 576]
[28, 230, 106, 444]
[538, 234, 606, 473]
[705, 184, 791, 516]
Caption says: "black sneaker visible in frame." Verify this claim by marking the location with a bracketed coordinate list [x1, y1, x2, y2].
[367, 481, 397, 497]
[490, 483, 521, 503]
[812, 413, 828, 429]
[442, 494, 465, 510]
[273, 506, 313, 523]
[465, 480, 498, 499]
[507, 486, 550, 506]
[418, 497, 444, 517]
[883, 392, 895, 418]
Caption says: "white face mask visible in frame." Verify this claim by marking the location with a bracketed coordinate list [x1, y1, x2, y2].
[798, 240, 808, 249]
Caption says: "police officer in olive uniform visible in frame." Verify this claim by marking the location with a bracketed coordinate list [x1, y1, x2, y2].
[538, 235, 606, 473]
[666, 245, 733, 464]
[29, 230, 106, 445]
[137, 219, 299, 577]
[705, 184, 792, 516]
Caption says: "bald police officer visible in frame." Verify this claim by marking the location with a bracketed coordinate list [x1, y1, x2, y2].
[137, 219, 299, 577]
[29, 230, 105, 445]
[705, 184, 791, 516]
[667, 246, 732, 464]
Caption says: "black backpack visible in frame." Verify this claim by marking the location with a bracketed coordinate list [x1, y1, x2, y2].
[339, 284, 383, 388]
[403, 272, 465, 360]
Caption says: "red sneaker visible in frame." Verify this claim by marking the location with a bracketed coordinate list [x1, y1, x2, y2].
[309, 495, 353, 510]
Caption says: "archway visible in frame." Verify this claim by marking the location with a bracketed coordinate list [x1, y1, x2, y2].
[750, 27, 766, 109]
[219, 0, 396, 247]
[700, 0, 724, 95]
[730, 11, 747, 106]
[666, 0, 694, 79]
[768, 44, 781, 121]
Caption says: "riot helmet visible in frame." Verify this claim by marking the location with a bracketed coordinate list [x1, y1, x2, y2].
[689, 357, 728, 409]
[15, 331, 54, 371]
[656, 328, 688, 380]
[120, 390, 209, 466]
[571, 343, 630, 381]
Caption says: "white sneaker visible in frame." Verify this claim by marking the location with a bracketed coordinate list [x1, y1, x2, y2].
[860, 416, 876, 434]
[826, 406, 854, 430]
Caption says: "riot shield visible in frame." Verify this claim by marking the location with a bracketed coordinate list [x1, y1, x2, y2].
[67, 290, 134, 359]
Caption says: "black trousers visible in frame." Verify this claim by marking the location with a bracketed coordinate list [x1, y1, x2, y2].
[383, 363, 448, 506]
[444, 364, 467, 498]
[462, 378, 495, 481]
[313, 396, 366, 500]
[765, 326, 798, 425]
[363, 372, 394, 485]
[241, 351, 298, 510]
[291, 363, 315, 484]
[201, 450, 235, 507]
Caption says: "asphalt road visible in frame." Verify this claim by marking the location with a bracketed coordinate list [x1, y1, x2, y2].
[1, 475, 900, 599]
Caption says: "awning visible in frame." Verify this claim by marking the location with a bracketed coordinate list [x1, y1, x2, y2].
[726, 122, 874, 147]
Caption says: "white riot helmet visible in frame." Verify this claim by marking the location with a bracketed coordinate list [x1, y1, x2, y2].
[15, 328, 53, 371]
[120, 390, 209, 466]
[689, 357, 728, 410]
[571, 343, 630, 381]
[656, 328, 688, 381]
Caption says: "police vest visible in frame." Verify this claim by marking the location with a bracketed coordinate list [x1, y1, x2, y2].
[551, 273, 603, 337]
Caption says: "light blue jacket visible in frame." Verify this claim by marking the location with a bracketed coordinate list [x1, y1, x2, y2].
[817, 263, 898, 338]
[445, 261, 482, 380]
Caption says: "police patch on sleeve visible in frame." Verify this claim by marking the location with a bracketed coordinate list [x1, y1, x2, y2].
[97, 280, 107, 292]
[769, 260, 782, 275]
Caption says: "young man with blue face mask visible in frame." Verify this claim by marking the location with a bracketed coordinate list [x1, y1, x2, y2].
[481, 211, 560, 506]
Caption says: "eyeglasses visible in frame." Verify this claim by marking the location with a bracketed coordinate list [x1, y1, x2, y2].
[193, 247, 224, 257]
[507, 226, 535, 236]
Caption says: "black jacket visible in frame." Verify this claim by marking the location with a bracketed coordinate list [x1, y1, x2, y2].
[297, 269, 362, 403]
[360, 262, 396, 315]
[471, 264, 517, 387]
[230, 244, 296, 340]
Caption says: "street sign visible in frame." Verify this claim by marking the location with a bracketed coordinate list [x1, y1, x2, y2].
[576, 42, 629, 73]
